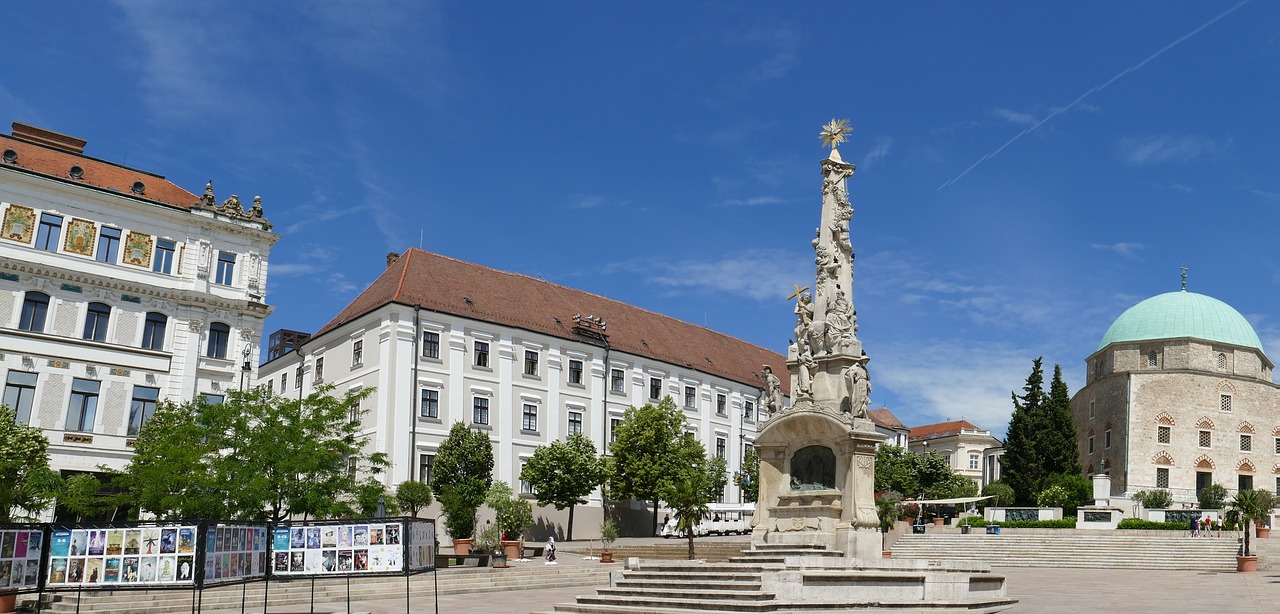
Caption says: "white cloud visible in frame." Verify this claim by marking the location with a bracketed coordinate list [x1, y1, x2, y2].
[327, 272, 358, 295]
[990, 107, 1038, 127]
[715, 196, 787, 207]
[742, 27, 798, 81]
[860, 137, 893, 169]
[1118, 134, 1226, 166]
[268, 263, 323, 277]
[607, 249, 808, 303]
[1089, 242, 1145, 257]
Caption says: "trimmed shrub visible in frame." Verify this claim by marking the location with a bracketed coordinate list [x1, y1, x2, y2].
[1117, 518, 1184, 530]
[1197, 483, 1228, 510]
[997, 519, 1076, 529]
[1131, 489, 1173, 510]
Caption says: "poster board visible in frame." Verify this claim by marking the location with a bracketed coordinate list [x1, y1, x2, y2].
[47, 523, 199, 588]
[0, 525, 44, 592]
[271, 519, 406, 576]
[202, 524, 270, 586]
[402, 518, 436, 573]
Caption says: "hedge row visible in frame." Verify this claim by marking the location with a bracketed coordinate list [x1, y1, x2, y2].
[957, 518, 1077, 529]
[1116, 519, 1186, 531]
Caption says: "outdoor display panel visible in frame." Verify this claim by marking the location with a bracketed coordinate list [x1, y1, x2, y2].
[0, 525, 44, 592]
[403, 518, 435, 573]
[48, 523, 200, 588]
[202, 524, 270, 586]
[271, 518, 434, 577]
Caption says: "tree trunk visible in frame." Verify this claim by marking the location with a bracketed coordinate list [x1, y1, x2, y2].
[567, 504, 575, 541]
[653, 500, 659, 537]
[687, 529, 695, 560]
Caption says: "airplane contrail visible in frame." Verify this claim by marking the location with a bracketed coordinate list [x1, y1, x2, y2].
[937, 1, 1252, 191]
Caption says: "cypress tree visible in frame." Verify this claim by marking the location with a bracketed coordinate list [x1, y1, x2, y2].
[1043, 365, 1081, 477]
[1001, 358, 1046, 505]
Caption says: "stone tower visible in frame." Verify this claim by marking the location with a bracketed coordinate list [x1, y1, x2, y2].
[751, 121, 885, 560]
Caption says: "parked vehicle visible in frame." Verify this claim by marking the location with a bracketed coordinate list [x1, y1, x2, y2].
[660, 503, 754, 538]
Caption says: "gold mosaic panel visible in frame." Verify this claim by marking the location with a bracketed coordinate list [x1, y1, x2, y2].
[1, 204, 36, 244]
[123, 231, 153, 267]
[63, 217, 97, 255]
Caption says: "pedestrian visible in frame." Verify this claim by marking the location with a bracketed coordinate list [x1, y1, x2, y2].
[1189, 515, 1198, 537]
[544, 536, 557, 565]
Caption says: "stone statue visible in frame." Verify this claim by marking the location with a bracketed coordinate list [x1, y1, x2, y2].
[762, 365, 784, 415]
[793, 292, 814, 342]
[200, 181, 216, 207]
[814, 243, 840, 297]
[251, 196, 264, 218]
[220, 194, 242, 213]
[843, 360, 871, 418]
[831, 221, 852, 255]
[796, 339, 816, 401]
[825, 288, 854, 354]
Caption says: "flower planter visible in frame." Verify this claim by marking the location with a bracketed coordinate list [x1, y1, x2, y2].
[600, 550, 615, 563]
[491, 552, 509, 568]
[1237, 555, 1258, 573]
[501, 539, 523, 560]
[0, 592, 16, 614]
[932, 518, 945, 526]
[451, 538, 473, 556]
[1256, 527, 1270, 539]
[881, 550, 892, 559]
[960, 525, 971, 534]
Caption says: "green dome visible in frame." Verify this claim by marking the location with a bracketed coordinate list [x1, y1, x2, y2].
[1098, 291, 1263, 353]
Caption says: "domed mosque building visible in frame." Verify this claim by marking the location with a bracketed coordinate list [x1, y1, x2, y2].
[1071, 279, 1279, 503]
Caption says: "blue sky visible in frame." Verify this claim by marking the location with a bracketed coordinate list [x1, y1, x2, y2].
[6, 1, 1279, 436]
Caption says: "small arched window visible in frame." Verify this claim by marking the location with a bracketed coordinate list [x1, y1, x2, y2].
[83, 302, 111, 342]
[142, 312, 167, 351]
[19, 292, 50, 332]
[1218, 353, 1227, 370]
[207, 322, 230, 359]
[1148, 351, 1158, 367]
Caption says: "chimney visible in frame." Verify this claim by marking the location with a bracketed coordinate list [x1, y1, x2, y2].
[11, 122, 87, 154]
[386, 252, 401, 268]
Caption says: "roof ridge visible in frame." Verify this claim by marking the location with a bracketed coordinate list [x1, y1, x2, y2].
[0, 134, 171, 180]
[399, 247, 786, 355]
[392, 249, 413, 302]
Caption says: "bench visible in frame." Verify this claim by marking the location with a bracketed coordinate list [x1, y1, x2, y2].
[434, 554, 490, 568]
[522, 546, 544, 559]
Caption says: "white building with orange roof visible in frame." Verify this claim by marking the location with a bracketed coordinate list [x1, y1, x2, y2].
[258, 248, 789, 539]
[0, 122, 278, 509]
[907, 419, 1002, 487]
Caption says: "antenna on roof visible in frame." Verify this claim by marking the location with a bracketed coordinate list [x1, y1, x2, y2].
[1180, 265, 1188, 291]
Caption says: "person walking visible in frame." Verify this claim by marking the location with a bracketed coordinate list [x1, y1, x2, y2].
[1189, 515, 1199, 537]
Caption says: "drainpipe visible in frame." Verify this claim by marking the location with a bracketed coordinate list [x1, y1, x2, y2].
[410, 305, 421, 482]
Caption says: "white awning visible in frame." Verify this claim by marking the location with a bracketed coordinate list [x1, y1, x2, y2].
[904, 495, 993, 505]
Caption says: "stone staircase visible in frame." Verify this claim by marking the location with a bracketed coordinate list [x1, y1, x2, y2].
[541, 561, 777, 613]
[890, 531, 1240, 571]
[565, 540, 750, 562]
[21, 562, 612, 614]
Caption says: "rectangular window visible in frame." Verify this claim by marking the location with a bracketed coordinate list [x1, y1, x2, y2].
[3, 371, 38, 425]
[1221, 394, 1232, 412]
[610, 418, 621, 443]
[280, 374, 286, 390]
[1147, 351, 1158, 367]
[522, 403, 538, 432]
[1275, 437, 1280, 455]
[568, 411, 583, 436]
[198, 393, 224, 405]
[96, 227, 121, 263]
[142, 313, 167, 350]
[420, 389, 439, 418]
[473, 397, 489, 425]
[744, 400, 754, 422]
[716, 393, 727, 416]
[1199, 430, 1212, 448]
[520, 460, 532, 494]
[1241, 434, 1252, 452]
[715, 437, 726, 459]
[1104, 429, 1112, 449]
[215, 251, 236, 285]
[314, 357, 324, 383]
[944, 454, 952, 467]
[19, 293, 49, 332]
[1088, 436, 1095, 454]
[568, 360, 583, 385]
[1157, 425, 1171, 444]
[1156, 467, 1170, 489]
[1196, 471, 1212, 493]
[83, 303, 110, 342]
[153, 240, 175, 274]
[419, 454, 434, 484]
[422, 331, 440, 359]
[65, 378, 100, 433]
[524, 350, 539, 376]
[969, 454, 980, 470]
[649, 377, 662, 400]
[474, 341, 490, 368]
[684, 386, 696, 408]
[610, 369, 624, 393]
[267, 379, 274, 394]
[35, 213, 62, 252]
[1240, 475, 1254, 492]
[127, 386, 160, 436]
[207, 323, 230, 358]
[352, 340, 363, 366]
[294, 367, 302, 389]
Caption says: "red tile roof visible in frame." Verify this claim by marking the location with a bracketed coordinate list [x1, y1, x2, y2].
[0, 125, 199, 210]
[867, 407, 906, 430]
[314, 249, 789, 394]
[908, 419, 982, 442]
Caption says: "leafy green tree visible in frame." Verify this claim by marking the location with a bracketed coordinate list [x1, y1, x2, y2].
[1040, 473, 1091, 514]
[875, 491, 902, 533]
[1230, 489, 1273, 557]
[739, 445, 759, 503]
[1002, 358, 1047, 504]
[0, 405, 61, 521]
[609, 397, 699, 535]
[520, 432, 601, 540]
[431, 422, 494, 542]
[486, 481, 534, 540]
[875, 445, 973, 500]
[395, 481, 434, 517]
[1044, 366, 1081, 476]
[114, 386, 387, 521]
[1131, 489, 1173, 509]
[980, 481, 1015, 508]
[1197, 483, 1228, 510]
[354, 479, 398, 517]
[659, 435, 725, 560]
[58, 474, 111, 522]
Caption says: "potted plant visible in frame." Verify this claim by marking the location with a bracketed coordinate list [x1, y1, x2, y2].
[476, 523, 506, 568]
[487, 481, 534, 560]
[599, 518, 618, 563]
[440, 497, 476, 555]
[1255, 490, 1275, 539]
[1229, 489, 1270, 572]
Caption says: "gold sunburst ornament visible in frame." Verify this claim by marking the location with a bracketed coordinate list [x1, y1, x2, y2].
[820, 118, 852, 149]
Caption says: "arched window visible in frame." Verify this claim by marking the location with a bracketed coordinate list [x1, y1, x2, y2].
[142, 312, 167, 351]
[83, 302, 111, 342]
[19, 292, 50, 332]
[1218, 353, 1227, 370]
[207, 322, 230, 359]
[1148, 351, 1158, 367]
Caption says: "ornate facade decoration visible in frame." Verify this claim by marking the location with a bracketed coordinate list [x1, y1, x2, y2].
[190, 180, 271, 227]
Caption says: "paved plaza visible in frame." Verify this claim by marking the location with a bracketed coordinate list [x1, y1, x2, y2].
[228, 562, 1280, 614]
